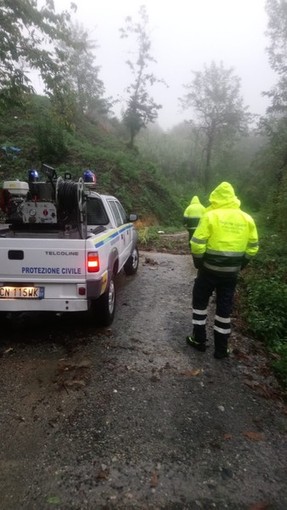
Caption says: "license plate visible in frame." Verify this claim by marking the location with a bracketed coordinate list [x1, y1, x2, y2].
[0, 286, 45, 299]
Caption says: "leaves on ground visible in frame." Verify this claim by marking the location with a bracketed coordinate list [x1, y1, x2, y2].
[244, 379, 283, 400]
[248, 502, 271, 510]
[150, 471, 159, 488]
[96, 466, 110, 481]
[181, 368, 203, 377]
[243, 431, 265, 442]
[47, 496, 61, 504]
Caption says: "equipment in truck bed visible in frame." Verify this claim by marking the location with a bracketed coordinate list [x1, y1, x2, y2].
[0, 164, 91, 238]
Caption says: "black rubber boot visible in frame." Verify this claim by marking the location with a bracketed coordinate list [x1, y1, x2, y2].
[186, 336, 207, 352]
[214, 350, 229, 359]
[214, 335, 229, 359]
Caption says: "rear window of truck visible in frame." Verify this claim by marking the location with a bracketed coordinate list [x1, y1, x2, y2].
[87, 197, 109, 225]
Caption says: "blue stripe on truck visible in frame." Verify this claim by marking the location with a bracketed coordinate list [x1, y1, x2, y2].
[93, 224, 132, 248]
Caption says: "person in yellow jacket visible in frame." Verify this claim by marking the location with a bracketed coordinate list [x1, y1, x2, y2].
[186, 181, 259, 359]
[183, 195, 206, 243]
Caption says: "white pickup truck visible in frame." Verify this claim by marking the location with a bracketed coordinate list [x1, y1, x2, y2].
[0, 169, 139, 326]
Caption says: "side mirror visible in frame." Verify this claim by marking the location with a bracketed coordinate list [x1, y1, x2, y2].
[129, 213, 138, 222]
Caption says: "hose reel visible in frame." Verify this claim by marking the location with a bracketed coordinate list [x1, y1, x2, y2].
[56, 177, 87, 237]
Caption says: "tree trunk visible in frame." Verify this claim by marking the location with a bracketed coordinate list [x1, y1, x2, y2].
[204, 134, 213, 192]
[127, 130, 135, 150]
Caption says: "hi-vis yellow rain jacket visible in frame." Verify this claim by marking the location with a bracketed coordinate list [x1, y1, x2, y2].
[191, 182, 259, 275]
[183, 196, 206, 227]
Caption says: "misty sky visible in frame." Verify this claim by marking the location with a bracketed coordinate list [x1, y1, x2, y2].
[46, 0, 276, 130]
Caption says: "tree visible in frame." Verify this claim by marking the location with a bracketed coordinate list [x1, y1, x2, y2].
[265, 0, 287, 89]
[263, 0, 287, 173]
[260, 0, 287, 231]
[0, 0, 74, 110]
[264, 0, 287, 137]
[50, 22, 110, 124]
[179, 61, 251, 190]
[120, 5, 163, 149]
[138, 122, 204, 189]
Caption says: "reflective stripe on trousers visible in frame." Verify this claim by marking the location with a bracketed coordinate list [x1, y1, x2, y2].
[192, 269, 237, 349]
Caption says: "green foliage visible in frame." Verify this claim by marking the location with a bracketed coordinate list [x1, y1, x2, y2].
[255, 1, 287, 240]
[35, 115, 68, 164]
[238, 229, 287, 387]
[138, 122, 203, 185]
[137, 226, 157, 245]
[266, 169, 287, 235]
[0, 0, 75, 110]
[120, 5, 164, 148]
[137, 226, 189, 254]
[49, 22, 109, 127]
[179, 61, 251, 190]
[137, 122, 268, 213]
[272, 344, 287, 387]
[243, 276, 287, 340]
[0, 95, 181, 225]
[265, 0, 287, 114]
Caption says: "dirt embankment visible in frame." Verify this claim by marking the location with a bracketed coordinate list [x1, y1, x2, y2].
[0, 251, 286, 510]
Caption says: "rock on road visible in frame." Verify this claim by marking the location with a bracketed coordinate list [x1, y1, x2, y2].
[0, 251, 286, 510]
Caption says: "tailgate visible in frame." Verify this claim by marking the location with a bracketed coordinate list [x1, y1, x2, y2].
[0, 238, 88, 283]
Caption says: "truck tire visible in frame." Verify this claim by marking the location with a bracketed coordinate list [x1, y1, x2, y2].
[124, 247, 139, 275]
[0, 312, 8, 327]
[95, 275, 116, 327]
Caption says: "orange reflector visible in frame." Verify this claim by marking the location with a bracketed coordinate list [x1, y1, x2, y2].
[87, 252, 99, 272]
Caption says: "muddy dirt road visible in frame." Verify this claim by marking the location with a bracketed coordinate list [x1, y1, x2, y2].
[0, 252, 286, 510]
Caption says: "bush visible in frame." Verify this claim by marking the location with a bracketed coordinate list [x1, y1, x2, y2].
[238, 229, 287, 388]
[272, 344, 287, 387]
[243, 276, 287, 342]
[35, 116, 68, 163]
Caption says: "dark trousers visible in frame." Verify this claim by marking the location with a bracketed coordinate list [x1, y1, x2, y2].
[187, 228, 196, 243]
[192, 270, 237, 355]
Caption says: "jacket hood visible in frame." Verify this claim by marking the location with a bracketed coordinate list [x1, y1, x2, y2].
[190, 195, 201, 205]
[208, 182, 240, 209]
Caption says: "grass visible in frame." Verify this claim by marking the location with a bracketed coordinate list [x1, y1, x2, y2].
[238, 227, 287, 389]
[0, 95, 182, 226]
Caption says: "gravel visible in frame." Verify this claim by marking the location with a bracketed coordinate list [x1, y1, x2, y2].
[0, 251, 286, 510]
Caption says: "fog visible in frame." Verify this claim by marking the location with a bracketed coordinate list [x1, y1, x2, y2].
[42, 0, 276, 130]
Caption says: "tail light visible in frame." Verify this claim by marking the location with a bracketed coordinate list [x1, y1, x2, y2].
[87, 252, 100, 272]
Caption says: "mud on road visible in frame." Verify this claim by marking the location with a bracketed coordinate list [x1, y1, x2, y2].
[0, 251, 287, 510]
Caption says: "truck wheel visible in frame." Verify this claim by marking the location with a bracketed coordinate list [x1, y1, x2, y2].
[124, 247, 139, 275]
[0, 312, 8, 327]
[95, 276, 116, 327]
